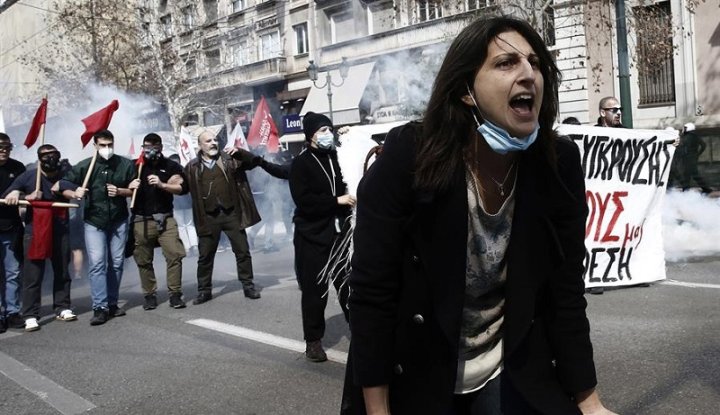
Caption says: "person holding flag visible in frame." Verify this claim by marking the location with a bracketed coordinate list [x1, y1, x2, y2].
[127, 133, 188, 310]
[57, 130, 135, 326]
[3, 144, 76, 331]
[184, 129, 265, 304]
[0, 132, 26, 332]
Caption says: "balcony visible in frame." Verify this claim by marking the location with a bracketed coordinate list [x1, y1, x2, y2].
[200, 57, 287, 91]
[318, 13, 475, 64]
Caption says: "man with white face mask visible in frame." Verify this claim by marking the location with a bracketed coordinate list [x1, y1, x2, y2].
[58, 129, 135, 325]
[184, 129, 265, 304]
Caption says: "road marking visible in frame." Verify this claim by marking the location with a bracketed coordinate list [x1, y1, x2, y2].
[187, 318, 348, 364]
[0, 351, 96, 415]
[661, 279, 720, 289]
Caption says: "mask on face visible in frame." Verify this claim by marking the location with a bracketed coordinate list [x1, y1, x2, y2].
[98, 147, 114, 160]
[144, 148, 159, 160]
[40, 154, 61, 172]
[466, 86, 539, 155]
[316, 132, 335, 150]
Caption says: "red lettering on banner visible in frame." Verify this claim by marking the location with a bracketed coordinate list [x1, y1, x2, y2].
[585, 191, 628, 242]
[622, 220, 645, 249]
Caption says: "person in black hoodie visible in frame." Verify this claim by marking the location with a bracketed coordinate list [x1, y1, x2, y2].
[289, 112, 355, 362]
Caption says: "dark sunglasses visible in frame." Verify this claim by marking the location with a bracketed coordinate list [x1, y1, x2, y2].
[602, 107, 622, 114]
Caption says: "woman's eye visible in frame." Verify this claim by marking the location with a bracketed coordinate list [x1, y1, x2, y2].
[497, 60, 514, 69]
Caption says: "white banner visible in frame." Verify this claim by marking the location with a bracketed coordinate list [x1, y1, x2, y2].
[557, 125, 678, 288]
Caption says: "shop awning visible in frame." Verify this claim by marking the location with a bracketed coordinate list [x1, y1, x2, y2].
[300, 62, 375, 125]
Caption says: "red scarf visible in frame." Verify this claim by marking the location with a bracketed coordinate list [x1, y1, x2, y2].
[27, 201, 67, 260]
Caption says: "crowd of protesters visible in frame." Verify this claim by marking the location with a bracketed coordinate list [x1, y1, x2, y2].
[0, 127, 293, 331]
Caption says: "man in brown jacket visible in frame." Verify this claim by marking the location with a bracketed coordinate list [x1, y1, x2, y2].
[184, 130, 263, 303]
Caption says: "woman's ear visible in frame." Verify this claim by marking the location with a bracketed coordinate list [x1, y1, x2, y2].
[461, 94, 475, 106]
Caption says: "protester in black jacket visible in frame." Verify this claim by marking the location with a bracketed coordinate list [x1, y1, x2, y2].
[289, 112, 355, 362]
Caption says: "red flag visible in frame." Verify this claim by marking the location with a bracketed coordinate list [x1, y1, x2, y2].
[80, 100, 119, 148]
[246, 96, 279, 153]
[24, 98, 48, 148]
[27, 201, 67, 260]
[128, 137, 136, 157]
[136, 154, 145, 166]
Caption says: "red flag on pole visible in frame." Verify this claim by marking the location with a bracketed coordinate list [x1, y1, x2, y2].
[128, 137, 136, 157]
[246, 96, 279, 153]
[24, 98, 48, 148]
[80, 100, 119, 147]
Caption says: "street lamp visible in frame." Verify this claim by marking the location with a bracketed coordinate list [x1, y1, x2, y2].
[306, 57, 350, 124]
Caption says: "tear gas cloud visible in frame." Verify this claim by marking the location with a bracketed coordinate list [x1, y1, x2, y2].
[662, 190, 720, 262]
[8, 83, 172, 166]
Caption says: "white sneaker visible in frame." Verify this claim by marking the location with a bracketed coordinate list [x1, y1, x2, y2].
[56, 309, 77, 321]
[25, 318, 40, 332]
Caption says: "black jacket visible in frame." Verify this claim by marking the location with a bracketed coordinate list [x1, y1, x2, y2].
[289, 146, 351, 246]
[346, 123, 596, 414]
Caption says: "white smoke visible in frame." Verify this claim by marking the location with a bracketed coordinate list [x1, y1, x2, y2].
[662, 190, 720, 262]
[11, 84, 166, 165]
[337, 128, 384, 197]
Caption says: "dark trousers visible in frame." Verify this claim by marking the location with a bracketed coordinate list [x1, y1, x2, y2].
[133, 217, 186, 295]
[197, 211, 254, 293]
[681, 161, 713, 193]
[294, 231, 349, 342]
[449, 374, 542, 415]
[21, 223, 71, 319]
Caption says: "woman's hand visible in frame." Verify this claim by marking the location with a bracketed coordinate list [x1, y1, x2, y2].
[363, 386, 391, 415]
[576, 389, 618, 415]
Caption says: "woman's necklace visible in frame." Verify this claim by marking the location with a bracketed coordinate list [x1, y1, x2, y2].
[488, 161, 516, 197]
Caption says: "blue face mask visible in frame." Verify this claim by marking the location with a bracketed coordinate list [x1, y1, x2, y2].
[316, 132, 335, 150]
[466, 86, 540, 155]
[477, 119, 539, 155]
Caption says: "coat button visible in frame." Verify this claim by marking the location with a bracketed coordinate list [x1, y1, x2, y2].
[393, 364, 403, 375]
[412, 314, 424, 325]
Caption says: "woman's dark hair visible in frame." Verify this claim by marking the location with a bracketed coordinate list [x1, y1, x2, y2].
[416, 16, 561, 191]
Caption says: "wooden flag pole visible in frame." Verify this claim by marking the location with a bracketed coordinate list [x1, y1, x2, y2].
[0, 199, 79, 208]
[33, 95, 48, 194]
[129, 162, 143, 209]
[81, 149, 98, 192]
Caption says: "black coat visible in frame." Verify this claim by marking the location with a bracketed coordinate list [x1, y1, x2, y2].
[345, 123, 597, 414]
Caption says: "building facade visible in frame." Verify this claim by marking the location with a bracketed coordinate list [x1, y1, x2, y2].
[2, 0, 718, 140]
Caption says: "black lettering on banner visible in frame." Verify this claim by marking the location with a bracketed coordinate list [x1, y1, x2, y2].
[577, 134, 671, 187]
[583, 247, 634, 283]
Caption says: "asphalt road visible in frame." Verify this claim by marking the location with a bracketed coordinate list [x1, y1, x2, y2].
[1, 238, 718, 415]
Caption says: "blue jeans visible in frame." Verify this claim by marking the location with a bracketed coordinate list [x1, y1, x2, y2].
[0, 230, 23, 316]
[84, 220, 128, 310]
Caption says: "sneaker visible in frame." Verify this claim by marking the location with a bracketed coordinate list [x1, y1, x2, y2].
[109, 305, 126, 317]
[56, 309, 78, 321]
[143, 294, 158, 311]
[305, 340, 327, 362]
[6, 313, 25, 329]
[90, 309, 109, 326]
[169, 293, 186, 309]
[25, 318, 40, 332]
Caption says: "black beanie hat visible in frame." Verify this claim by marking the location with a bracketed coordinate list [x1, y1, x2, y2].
[302, 112, 332, 141]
